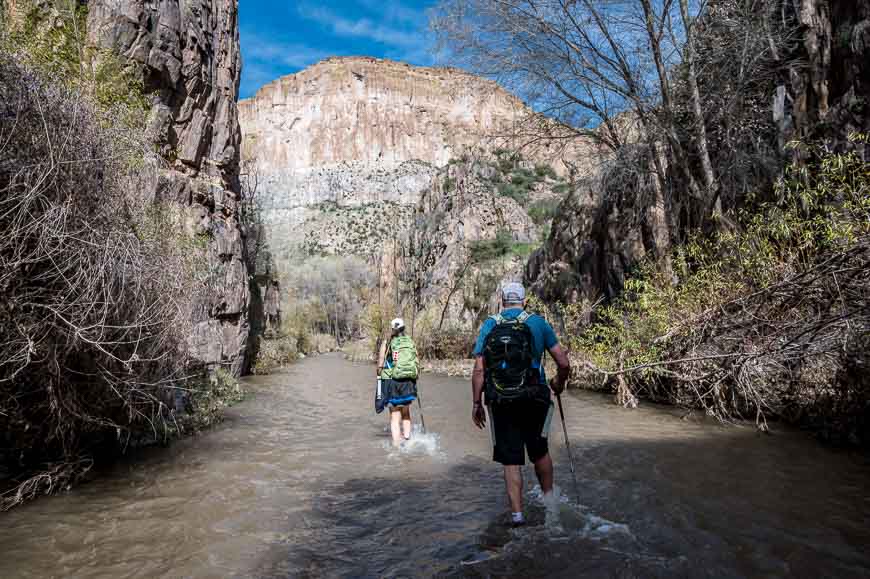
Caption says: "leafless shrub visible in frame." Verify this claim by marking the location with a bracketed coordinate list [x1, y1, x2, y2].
[415, 328, 476, 360]
[0, 54, 204, 509]
[650, 240, 870, 433]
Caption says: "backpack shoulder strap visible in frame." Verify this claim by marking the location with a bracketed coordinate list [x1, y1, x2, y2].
[489, 313, 505, 325]
[517, 311, 531, 324]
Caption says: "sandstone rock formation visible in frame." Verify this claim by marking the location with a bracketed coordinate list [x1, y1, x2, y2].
[240, 56, 532, 172]
[415, 159, 538, 319]
[238, 57, 581, 258]
[86, 0, 250, 374]
[260, 160, 437, 259]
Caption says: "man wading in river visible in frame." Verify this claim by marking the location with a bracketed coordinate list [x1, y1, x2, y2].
[377, 318, 420, 447]
[472, 283, 571, 527]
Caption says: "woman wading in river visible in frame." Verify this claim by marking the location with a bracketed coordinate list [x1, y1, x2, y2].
[377, 318, 420, 447]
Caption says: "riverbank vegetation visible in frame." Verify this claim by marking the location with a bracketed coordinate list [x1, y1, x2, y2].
[0, 3, 243, 509]
[248, 254, 373, 374]
[533, 141, 869, 441]
[238, 162, 339, 375]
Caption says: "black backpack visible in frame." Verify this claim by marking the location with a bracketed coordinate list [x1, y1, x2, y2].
[483, 311, 543, 403]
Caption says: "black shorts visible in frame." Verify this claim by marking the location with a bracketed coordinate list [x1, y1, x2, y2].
[386, 379, 417, 408]
[489, 399, 553, 465]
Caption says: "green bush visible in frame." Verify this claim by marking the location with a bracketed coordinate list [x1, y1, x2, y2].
[510, 242, 537, 258]
[252, 335, 299, 375]
[527, 198, 561, 226]
[494, 163, 554, 207]
[511, 168, 537, 187]
[577, 141, 869, 372]
[553, 182, 571, 195]
[469, 229, 514, 262]
[3, 1, 148, 121]
[494, 148, 520, 173]
[497, 182, 530, 205]
[179, 368, 245, 431]
[535, 164, 558, 179]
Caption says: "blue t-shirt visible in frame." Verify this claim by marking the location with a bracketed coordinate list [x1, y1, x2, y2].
[473, 308, 559, 382]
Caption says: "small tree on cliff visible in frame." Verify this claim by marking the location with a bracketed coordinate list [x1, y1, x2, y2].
[396, 209, 444, 337]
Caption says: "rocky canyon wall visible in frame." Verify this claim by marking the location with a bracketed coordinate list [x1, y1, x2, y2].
[86, 0, 250, 374]
[779, 0, 870, 149]
[238, 57, 583, 257]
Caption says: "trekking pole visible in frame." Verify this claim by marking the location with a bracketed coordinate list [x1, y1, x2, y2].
[556, 394, 581, 505]
[416, 388, 427, 434]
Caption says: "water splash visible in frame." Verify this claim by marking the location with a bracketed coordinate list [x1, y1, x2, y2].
[400, 430, 443, 456]
[527, 484, 633, 541]
[381, 427, 445, 460]
[460, 486, 639, 571]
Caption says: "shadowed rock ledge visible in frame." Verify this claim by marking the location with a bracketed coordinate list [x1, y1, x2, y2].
[87, 0, 250, 374]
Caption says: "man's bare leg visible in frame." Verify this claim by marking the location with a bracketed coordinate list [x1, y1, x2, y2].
[503, 465, 524, 513]
[400, 405, 412, 439]
[389, 408, 402, 447]
[534, 453, 554, 495]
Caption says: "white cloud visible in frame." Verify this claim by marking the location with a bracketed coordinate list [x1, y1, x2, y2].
[239, 1, 437, 96]
[297, 3, 420, 48]
[356, 0, 423, 25]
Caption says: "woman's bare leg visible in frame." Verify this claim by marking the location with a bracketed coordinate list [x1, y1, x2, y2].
[390, 408, 402, 447]
[401, 405, 412, 439]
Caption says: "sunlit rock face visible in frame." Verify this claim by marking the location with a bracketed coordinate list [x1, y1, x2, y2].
[239, 56, 528, 173]
[237, 57, 549, 256]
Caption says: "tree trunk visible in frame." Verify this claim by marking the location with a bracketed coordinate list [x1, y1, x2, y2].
[438, 261, 471, 331]
[679, 0, 718, 211]
[639, 0, 705, 203]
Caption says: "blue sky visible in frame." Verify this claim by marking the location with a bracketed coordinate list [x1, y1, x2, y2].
[239, 1, 439, 99]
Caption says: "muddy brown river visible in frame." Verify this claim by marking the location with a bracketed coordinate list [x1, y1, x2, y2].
[1, 353, 869, 578]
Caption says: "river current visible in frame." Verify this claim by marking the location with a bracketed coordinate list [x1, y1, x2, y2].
[2, 353, 869, 578]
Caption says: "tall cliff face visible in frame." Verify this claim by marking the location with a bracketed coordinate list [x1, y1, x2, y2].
[239, 56, 530, 173]
[86, 0, 250, 374]
[238, 57, 573, 259]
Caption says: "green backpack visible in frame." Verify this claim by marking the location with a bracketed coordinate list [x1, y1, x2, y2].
[388, 335, 419, 380]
